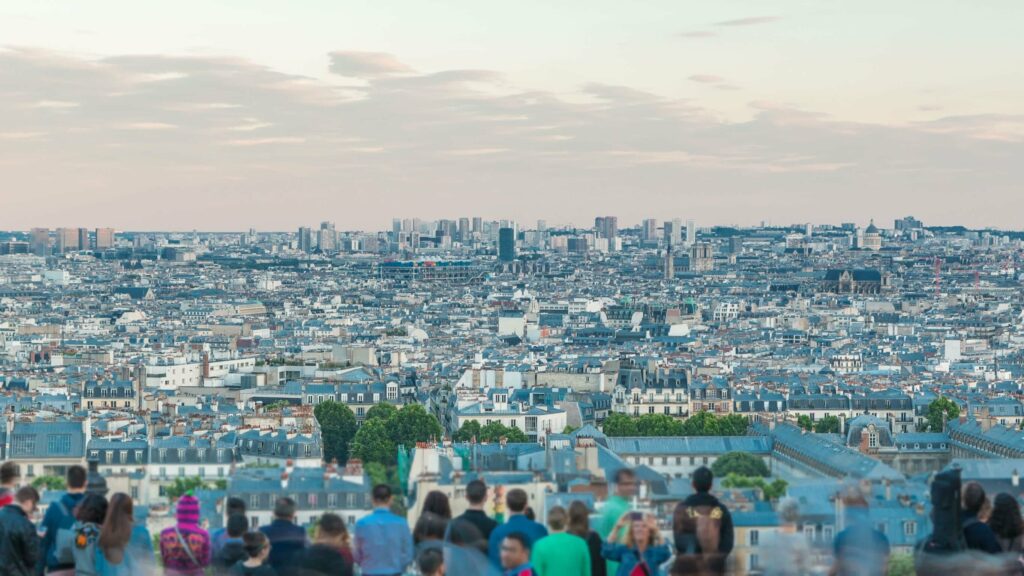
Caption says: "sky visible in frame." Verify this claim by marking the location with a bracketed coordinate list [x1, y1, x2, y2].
[1, 0, 1022, 231]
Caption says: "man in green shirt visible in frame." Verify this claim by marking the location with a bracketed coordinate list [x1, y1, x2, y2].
[532, 506, 591, 576]
[598, 468, 636, 575]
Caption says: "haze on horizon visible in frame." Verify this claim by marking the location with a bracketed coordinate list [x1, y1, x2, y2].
[1, 0, 1022, 231]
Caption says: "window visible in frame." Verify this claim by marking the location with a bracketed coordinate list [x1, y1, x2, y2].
[750, 530, 759, 546]
[250, 495, 260, 509]
[904, 521, 917, 536]
[750, 554, 759, 570]
[804, 526, 815, 542]
[11, 434, 37, 456]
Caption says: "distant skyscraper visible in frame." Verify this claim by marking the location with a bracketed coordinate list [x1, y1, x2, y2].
[472, 217, 482, 233]
[643, 219, 658, 243]
[95, 228, 115, 249]
[392, 218, 402, 238]
[77, 228, 90, 250]
[537, 220, 547, 232]
[298, 226, 313, 252]
[498, 227, 516, 262]
[686, 219, 696, 246]
[56, 228, 79, 253]
[458, 217, 470, 241]
[30, 228, 49, 256]
[663, 221, 675, 250]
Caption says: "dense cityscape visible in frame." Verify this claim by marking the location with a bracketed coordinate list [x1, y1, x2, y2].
[1, 217, 1023, 574]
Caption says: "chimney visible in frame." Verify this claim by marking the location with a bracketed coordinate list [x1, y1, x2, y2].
[1014, 469, 1020, 488]
[281, 472, 289, 490]
[286, 459, 294, 476]
[202, 352, 210, 379]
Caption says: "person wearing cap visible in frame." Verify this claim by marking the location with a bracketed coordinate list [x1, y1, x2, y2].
[160, 494, 212, 576]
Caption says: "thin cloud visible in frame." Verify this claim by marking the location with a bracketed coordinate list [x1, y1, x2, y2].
[328, 51, 414, 77]
[679, 31, 718, 38]
[689, 74, 725, 84]
[715, 16, 780, 27]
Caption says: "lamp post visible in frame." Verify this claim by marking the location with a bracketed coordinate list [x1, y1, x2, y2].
[85, 458, 108, 496]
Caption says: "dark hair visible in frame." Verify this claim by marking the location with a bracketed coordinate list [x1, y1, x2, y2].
[524, 506, 536, 521]
[506, 489, 528, 513]
[15, 485, 39, 504]
[227, 514, 248, 538]
[414, 511, 449, 545]
[692, 466, 713, 492]
[99, 493, 133, 564]
[567, 501, 590, 538]
[503, 531, 531, 551]
[447, 517, 486, 555]
[614, 468, 636, 484]
[243, 531, 269, 558]
[963, 481, 987, 515]
[226, 496, 246, 517]
[317, 513, 350, 549]
[67, 465, 87, 490]
[417, 546, 444, 576]
[988, 493, 1023, 540]
[422, 491, 452, 520]
[273, 497, 296, 519]
[0, 462, 20, 485]
[372, 484, 392, 503]
[75, 493, 109, 524]
[466, 480, 488, 505]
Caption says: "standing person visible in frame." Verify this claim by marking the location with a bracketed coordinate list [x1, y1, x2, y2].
[568, 501, 606, 576]
[212, 498, 247, 556]
[759, 498, 813, 576]
[602, 512, 672, 576]
[500, 533, 537, 576]
[259, 497, 307, 575]
[296, 513, 354, 576]
[214, 515, 250, 574]
[531, 506, 591, 576]
[416, 546, 445, 576]
[414, 513, 449, 547]
[988, 493, 1024, 554]
[451, 480, 498, 541]
[488, 489, 548, 567]
[0, 462, 20, 507]
[127, 504, 155, 572]
[52, 493, 107, 576]
[672, 466, 734, 576]
[831, 484, 890, 576]
[963, 482, 1002, 554]
[446, 518, 501, 576]
[38, 465, 87, 575]
[0, 486, 41, 576]
[160, 494, 212, 576]
[599, 469, 636, 576]
[354, 484, 413, 576]
[95, 493, 137, 576]
[230, 532, 277, 576]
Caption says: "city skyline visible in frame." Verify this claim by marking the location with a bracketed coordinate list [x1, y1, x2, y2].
[2, 1, 1023, 230]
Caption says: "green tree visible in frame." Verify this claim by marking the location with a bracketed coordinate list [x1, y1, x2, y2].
[562, 425, 578, 434]
[681, 411, 721, 436]
[887, 553, 915, 576]
[602, 413, 639, 436]
[718, 414, 750, 435]
[720, 473, 788, 501]
[314, 400, 358, 465]
[814, 415, 841, 434]
[389, 404, 444, 449]
[924, 397, 960, 432]
[711, 452, 770, 478]
[351, 417, 398, 465]
[796, 415, 814, 431]
[165, 477, 209, 501]
[31, 475, 66, 491]
[365, 403, 399, 423]
[453, 421, 483, 442]
[263, 400, 292, 411]
[479, 421, 529, 443]
[636, 414, 684, 436]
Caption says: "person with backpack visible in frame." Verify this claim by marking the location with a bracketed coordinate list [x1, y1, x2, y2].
[160, 494, 212, 576]
[671, 466, 734, 576]
[95, 494, 137, 576]
[52, 493, 107, 576]
[38, 465, 87, 576]
[601, 512, 671, 576]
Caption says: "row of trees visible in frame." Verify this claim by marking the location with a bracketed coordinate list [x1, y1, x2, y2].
[452, 420, 529, 443]
[602, 412, 750, 437]
[314, 400, 444, 468]
[796, 414, 841, 434]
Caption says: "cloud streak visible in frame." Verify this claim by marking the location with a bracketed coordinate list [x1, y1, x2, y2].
[715, 16, 780, 26]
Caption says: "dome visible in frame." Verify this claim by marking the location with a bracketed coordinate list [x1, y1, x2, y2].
[865, 220, 879, 234]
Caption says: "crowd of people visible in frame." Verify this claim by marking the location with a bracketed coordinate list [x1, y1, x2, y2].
[2, 457, 1024, 575]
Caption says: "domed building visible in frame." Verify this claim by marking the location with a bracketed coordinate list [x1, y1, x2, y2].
[862, 220, 882, 251]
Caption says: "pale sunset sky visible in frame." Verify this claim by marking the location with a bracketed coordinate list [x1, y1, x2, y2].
[1, 1, 1022, 230]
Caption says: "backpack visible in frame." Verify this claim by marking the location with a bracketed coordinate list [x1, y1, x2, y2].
[689, 505, 723, 555]
[674, 504, 723, 576]
[914, 468, 966, 575]
[51, 501, 77, 564]
[55, 521, 100, 576]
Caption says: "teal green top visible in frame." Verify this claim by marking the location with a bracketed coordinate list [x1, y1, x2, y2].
[598, 496, 631, 575]
[532, 532, 592, 576]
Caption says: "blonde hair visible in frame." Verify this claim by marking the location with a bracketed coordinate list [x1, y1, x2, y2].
[622, 513, 662, 547]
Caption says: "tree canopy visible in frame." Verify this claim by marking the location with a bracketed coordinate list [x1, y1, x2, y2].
[711, 452, 770, 478]
[814, 415, 841, 434]
[453, 420, 529, 443]
[351, 417, 397, 465]
[720, 473, 788, 501]
[602, 411, 749, 437]
[314, 400, 358, 465]
[923, 397, 960, 432]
